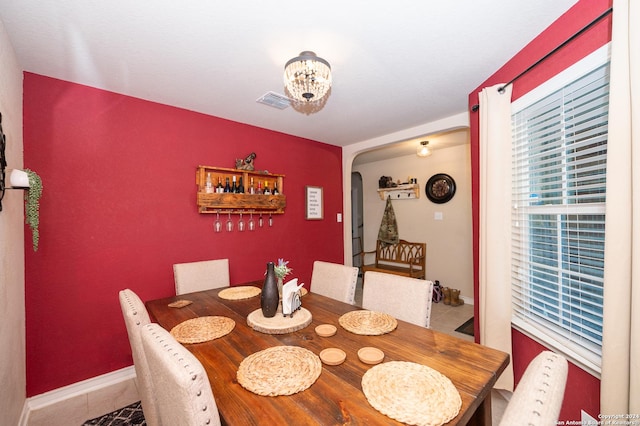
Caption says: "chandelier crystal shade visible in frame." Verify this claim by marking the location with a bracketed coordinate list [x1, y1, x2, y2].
[284, 51, 332, 104]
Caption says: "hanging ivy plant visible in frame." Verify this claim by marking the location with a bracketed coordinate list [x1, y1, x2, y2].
[24, 169, 42, 251]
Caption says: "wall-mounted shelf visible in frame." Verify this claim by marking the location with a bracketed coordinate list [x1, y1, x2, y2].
[377, 184, 420, 200]
[196, 166, 286, 214]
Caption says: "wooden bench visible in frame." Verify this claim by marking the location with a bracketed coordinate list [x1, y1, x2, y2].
[360, 239, 426, 279]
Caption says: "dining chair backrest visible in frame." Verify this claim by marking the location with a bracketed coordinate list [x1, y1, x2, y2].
[140, 323, 221, 426]
[173, 258, 230, 295]
[118, 289, 160, 426]
[310, 260, 359, 304]
[498, 351, 568, 426]
[362, 271, 433, 328]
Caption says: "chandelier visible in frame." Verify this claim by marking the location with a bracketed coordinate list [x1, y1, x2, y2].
[284, 51, 332, 109]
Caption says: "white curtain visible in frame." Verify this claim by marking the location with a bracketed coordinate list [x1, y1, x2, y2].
[601, 0, 640, 415]
[479, 83, 514, 391]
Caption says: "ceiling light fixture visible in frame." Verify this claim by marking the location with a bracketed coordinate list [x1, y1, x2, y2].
[417, 141, 431, 157]
[284, 51, 332, 114]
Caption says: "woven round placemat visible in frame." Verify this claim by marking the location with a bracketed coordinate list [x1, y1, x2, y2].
[218, 286, 261, 300]
[361, 361, 462, 426]
[170, 316, 235, 344]
[338, 310, 397, 335]
[237, 346, 322, 396]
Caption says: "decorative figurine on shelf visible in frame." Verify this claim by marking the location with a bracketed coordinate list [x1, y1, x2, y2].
[378, 175, 396, 189]
[235, 152, 257, 171]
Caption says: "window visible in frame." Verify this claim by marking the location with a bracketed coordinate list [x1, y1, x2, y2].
[511, 45, 609, 372]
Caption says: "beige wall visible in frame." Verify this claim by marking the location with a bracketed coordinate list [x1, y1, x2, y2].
[0, 16, 26, 426]
[353, 137, 474, 301]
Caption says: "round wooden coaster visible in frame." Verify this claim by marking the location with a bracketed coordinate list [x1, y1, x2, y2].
[358, 347, 384, 365]
[237, 346, 322, 396]
[320, 348, 346, 366]
[246, 308, 312, 334]
[362, 361, 461, 426]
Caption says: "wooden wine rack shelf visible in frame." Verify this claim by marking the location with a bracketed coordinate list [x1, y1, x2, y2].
[196, 166, 286, 214]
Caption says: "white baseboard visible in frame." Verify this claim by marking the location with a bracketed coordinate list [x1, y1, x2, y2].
[460, 295, 474, 305]
[20, 366, 136, 426]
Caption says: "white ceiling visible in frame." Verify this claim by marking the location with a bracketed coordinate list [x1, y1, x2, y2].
[0, 0, 578, 154]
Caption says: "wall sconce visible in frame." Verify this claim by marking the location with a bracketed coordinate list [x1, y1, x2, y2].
[0, 112, 42, 250]
[0, 111, 31, 212]
[0, 167, 31, 211]
[417, 141, 432, 157]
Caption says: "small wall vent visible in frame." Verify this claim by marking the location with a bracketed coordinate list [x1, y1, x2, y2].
[256, 92, 291, 110]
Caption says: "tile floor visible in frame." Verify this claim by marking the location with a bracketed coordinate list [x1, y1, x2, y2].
[27, 376, 140, 426]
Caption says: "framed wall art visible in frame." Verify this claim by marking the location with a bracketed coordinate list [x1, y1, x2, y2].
[305, 186, 323, 220]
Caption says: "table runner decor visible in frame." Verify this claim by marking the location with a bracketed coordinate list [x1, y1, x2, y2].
[169, 316, 235, 344]
[362, 361, 462, 426]
[338, 310, 398, 335]
[246, 307, 312, 334]
[237, 346, 322, 396]
[168, 299, 192, 308]
[218, 286, 261, 300]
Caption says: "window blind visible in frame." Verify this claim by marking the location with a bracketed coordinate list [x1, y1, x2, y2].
[511, 58, 609, 367]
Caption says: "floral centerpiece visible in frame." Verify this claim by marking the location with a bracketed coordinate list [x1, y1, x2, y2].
[273, 258, 292, 294]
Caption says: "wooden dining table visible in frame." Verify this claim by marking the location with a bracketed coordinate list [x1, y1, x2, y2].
[146, 283, 509, 425]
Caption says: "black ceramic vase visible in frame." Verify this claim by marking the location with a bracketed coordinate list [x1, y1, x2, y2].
[261, 262, 279, 318]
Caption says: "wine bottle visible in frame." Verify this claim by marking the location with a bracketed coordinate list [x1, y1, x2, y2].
[256, 181, 263, 195]
[231, 176, 237, 193]
[205, 173, 214, 194]
[216, 176, 223, 193]
[272, 182, 279, 195]
[249, 177, 256, 194]
[263, 181, 271, 195]
[237, 176, 245, 193]
[224, 177, 231, 193]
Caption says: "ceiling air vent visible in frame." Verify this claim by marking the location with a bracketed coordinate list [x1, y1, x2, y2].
[256, 92, 291, 110]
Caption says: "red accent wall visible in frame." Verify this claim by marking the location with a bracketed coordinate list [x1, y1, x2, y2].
[23, 74, 344, 396]
[468, 0, 611, 420]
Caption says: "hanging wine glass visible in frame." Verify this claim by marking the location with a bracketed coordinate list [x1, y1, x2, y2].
[259, 213, 263, 228]
[238, 212, 245, 232]
[214, 211, 222, 233]
[269, 213, 273, 227]
[248, 212, 255, 231]
[226, 212, 234, 232]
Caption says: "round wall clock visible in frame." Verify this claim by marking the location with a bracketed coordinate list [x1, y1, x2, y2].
[425, 173, 456, 204]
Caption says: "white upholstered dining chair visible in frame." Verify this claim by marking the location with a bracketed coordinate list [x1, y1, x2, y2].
[310, 260, 359, 304]
[498, 351, 568, 426]
[173, 258, 230, 295]
[118, 289, 160, 426]
[141, 323, 221, 426]
[361, 271, 433, 328]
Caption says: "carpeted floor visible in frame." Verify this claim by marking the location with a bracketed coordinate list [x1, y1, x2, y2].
[83, 401, 145, 426]
[455, 317, 474, 336]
